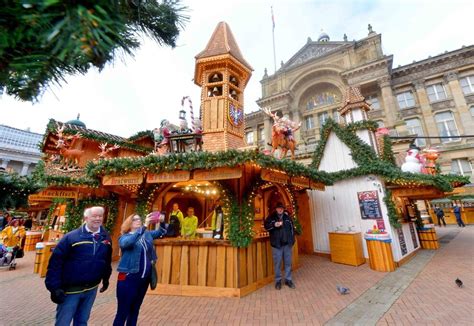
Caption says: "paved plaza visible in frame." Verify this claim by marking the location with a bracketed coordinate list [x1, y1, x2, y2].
[1, 226, 472, 325]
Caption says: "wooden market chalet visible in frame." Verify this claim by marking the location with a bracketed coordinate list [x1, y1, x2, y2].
[30, 21, 469, 297]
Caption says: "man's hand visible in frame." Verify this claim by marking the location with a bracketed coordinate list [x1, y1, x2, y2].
[50, 289, 66, 304]
[275, 221, 283, 227]
[99, 280, 109, 293]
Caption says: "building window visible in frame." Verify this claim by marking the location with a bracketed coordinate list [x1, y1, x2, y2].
[460, 75, 474, 95]
[470, 105, 474, 118]
[318, 112, 329, 127]
[405, 118, 426, 147]
[332, 110, 340, 122]
[376, 120, 385, 128]
[451, 159, 472, 176]
[245, 131, 254, 145]
[366, 95, 381, 110]
[396, 91, 415, 109]
[426, 83, 447, 102]
[305, 116, 314, 130]
[258, 127, 264, 142]
[435, 111, 460, 142]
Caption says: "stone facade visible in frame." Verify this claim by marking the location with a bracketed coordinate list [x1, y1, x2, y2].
[0, 124, 42, 175]
[245, 29, 474, 179]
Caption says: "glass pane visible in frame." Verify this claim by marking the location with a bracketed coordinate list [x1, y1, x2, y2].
[435, 111, 452, 121]
[451, 160, 461, 174]
[460, 159, 472, 174]
[460, 78, 468, 87]
[428, 93, 437, 102]
[446, 120, 459, 136]
[426, 86, 435, 96]
[377, 120, 385, 127]
[470, 106, 474, 117]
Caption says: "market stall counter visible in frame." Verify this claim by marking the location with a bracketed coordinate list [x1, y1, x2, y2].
[150, 236, 298, 298]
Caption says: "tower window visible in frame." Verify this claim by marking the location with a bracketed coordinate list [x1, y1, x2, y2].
[208, 72, 223, 83]
[229, 75, 239, 87]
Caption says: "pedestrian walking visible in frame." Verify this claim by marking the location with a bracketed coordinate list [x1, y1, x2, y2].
[434, 206, 447, 227]
[264, 203, 298, 290]
[113, 213, 166, 326]
[453, 204, 466, 227]
[45, 206, 112, 326]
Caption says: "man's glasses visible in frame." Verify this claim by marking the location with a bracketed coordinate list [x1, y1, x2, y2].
[132, 217, 141, 222]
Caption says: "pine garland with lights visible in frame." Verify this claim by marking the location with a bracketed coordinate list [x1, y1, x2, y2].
[0, 172, 41, 209]
[381, 135, 396, 166]
[63, 197, 118, 233]
[383, 189, 401, 229]
[128, 130, 154, 142]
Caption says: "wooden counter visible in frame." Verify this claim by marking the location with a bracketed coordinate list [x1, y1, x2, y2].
[328, 232, 365, 266]
[150, 237, 298, 298]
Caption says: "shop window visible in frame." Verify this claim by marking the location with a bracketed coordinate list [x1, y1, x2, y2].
[460, 75, 474, 95]
[396, 91, 415, 109]
[305, 115, 314, 130]
[405, 118, 426, 147]
[245, 131, 254, 145]
[366, 95, 381, 110]
[451, 159, 472, 176]
[426, 83, 447, 102]
[435, 111, 460, 142]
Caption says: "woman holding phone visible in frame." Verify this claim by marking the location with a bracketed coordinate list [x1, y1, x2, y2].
[113, 213, 166, 326]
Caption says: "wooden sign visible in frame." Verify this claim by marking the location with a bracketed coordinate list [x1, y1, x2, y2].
[193, 167, 242, 181]
[147, 171, 190, 183]
[357, 191, 383, 219]
[290, 176, 309, 188]
[261, 169, 289, 184]
[310, 180, 325, 191]
[28, 194, 55, 202]
[32, 189, 78, 199]
[103, 173, 143, 186]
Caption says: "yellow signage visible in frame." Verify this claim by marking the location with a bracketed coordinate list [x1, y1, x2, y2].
[290, 176, 310, 188]
[261, 169, 289, 184]
[103, 173, 143, 186]
[28, 195, 54, 202]
[193, 167, 242, 181]
[146, 171, 190, 183]
[34, 189, 78, 199]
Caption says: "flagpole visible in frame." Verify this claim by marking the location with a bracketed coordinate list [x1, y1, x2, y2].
[271, 6, 276, 73]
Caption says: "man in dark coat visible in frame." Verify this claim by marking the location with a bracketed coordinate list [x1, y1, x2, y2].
[434, 206, 447, 227]
[45, 206, 112, 326]
[264, 203, 297, 290]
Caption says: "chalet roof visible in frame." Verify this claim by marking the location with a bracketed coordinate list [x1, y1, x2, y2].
[195, 21, 253, 71]
[338, 86, 371, 116]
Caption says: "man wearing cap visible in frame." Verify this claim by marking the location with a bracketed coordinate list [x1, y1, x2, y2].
[264, 202, 297, 290]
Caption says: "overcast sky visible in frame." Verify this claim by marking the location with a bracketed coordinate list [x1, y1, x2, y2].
[2, 0, 473, 137]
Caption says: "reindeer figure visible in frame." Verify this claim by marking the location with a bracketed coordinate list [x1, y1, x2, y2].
[262, 107, 301, 160]
[98, 143, 120, 158]
[55, 125, 84, 170]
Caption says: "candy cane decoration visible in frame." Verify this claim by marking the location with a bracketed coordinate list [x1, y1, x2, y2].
[181, 96, 195, 131]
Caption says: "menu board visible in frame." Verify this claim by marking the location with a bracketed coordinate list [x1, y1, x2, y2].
[397, 228, 408, 256]
[357, 191, 382, 219]
[409, 222, 418, 249]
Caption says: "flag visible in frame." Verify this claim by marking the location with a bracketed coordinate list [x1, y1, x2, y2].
[271, 6, 275, 30]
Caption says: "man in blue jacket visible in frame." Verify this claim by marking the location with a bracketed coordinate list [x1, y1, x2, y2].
[264, 203, 297, 290]
[45, 206, 112, 326]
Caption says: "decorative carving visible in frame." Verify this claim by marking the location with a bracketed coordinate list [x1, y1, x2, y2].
[377, 76, 391, 88]
[368, 110, 384, 119]
[413, 79, 425, 90]
[399, 107, 421, 118]
[262, 107, 301, 160]
[430, 99, 455, 112]
[444, 71, 458, 82]
[286, 44, 342, 68]
[465, 94, 474, 104]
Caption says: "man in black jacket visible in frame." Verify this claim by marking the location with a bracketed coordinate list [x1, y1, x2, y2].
[45, 206, 112, 326]
[264, 203, 296, 290]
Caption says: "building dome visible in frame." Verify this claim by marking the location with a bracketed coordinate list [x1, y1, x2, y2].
[66, 114, 86, 128]
[317, 31, 330, 42]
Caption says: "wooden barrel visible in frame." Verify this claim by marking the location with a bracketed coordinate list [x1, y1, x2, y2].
[33, 242, 44, 274]
[24, 232, 43, 251]
[365, 239, 396, 272]
[417, 229, 439, 250]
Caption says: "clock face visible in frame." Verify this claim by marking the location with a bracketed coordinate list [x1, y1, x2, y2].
[228, 103, 243, 127]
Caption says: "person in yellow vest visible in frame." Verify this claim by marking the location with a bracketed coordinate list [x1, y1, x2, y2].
[181, 207, 198, 239]
[1, 218, 26, 248]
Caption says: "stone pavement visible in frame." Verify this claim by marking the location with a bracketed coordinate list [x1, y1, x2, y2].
[0, 226, 472, 325]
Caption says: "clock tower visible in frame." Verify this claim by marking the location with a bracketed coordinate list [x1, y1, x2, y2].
[194, 22, 253, 152]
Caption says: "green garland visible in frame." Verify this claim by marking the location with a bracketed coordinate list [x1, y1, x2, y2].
[383, 189, 401, 229]
[41, 119, 153, 154]
[128, 130, 154, 142]
[63, 197, 118, 233]
[381, 135, 396, 166]
[86, 149, 333, 185]
[0, 172, 41, 209]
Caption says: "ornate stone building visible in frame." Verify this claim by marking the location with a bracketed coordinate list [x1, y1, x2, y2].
[0, 124, 43, 175]
[245, 27, 474, 181]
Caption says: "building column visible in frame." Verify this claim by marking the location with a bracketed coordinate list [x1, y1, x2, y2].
[20, 162, 31, 176]
[413, 80, 440, 145]
[377, 77, 398, 127]
[264, 116, 272, 150]
[0, 159, 10, 169]
[444, 71, 473, 139]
